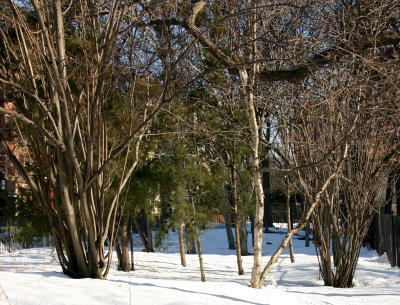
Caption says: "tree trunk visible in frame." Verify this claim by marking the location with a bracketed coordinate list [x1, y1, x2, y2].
[286, 177, 295, 263]
[190, 193, 206, 282]
[314, 201, 367, 288]
[186, 229, 196, 254]
[117, 215, 131, 271]
[231, 160, 244, 275]
[115, 240, 122, 269]
[239, 1, 265, 288]
[145, 212, 154, 252]
[311, 203, 334, 286]
[262, 158, 273, 230]
[257, 162, 347, 287]
[133, 217, 148, 251]
[259, 221, 309, 285]
[178, 223, 187, 267]
[305, 222, 311, 247]
[239, 215, 248, 256]
[223, 211, 236, 250]
[317, 247, 335, 286]
[195, 227, 206, 282]
[239, 67, 264, 288]
[128, 217, 135, 271]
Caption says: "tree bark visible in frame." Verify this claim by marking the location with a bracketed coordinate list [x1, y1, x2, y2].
[239, 215, 248, 256]
[223, 211, 236, 250]
[245, 0, 266, 288]
[186, 229, 196, 254]
[305, 223, 311, 247]
[239, 67, 264, 288]
[145, 213, 154, 252]
[115, 240, 122, 269]
[128, 217, 135, 271]
[190, 194, 206, 282]
[133, 217, 148, 251]
[262, 154, 273, 229]
[117, 215, 131, 271]
[178, 223, 187, 267]
[194, 227, 206, 282]
[231, 159, 244, 274]
[286, 177, 295, 263]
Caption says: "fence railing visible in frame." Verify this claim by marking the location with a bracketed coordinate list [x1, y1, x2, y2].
[208, 213, 297, 230]
[368, 214, 400, 268]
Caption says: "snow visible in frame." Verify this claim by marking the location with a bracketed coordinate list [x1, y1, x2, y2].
[1, 227, 399, 305]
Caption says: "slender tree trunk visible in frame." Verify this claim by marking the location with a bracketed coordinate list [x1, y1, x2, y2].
[239, 67, 264, 287]
[190, 193, 206, 282]
[118, 215, 130, 271]
[231, 160, 244, 275]
[239, 215, 248, 256]
[263, 119, 273, 232]
[305, 223, 311, 247]
[262, 156, 273, 230]
[133, 217, 148, 251]
[240, 0, 265, 288]
[115, 239, 122, 268]
[128, 217, 134, 271]
[194, 227, 206, 282]
[257, 161, 347, 286]
[223, 211, 236, 250]
[178, 223, 187, 267]
[145, 212, 154, 252]
[186, 233, 196, 254]
[286, 177, 295, 263]
[316, 246, 335, 286]
[58, 163, 89, 277]
[259, 222, 308, 285]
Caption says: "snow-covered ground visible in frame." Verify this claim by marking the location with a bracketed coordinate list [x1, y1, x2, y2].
[1, 227, 399, 305]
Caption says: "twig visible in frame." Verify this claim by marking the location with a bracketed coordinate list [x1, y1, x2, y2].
[0, 285, 12, 305]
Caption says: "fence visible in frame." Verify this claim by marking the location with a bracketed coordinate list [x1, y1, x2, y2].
[208, 206, 300, 230]
[368, 214, 400, 268]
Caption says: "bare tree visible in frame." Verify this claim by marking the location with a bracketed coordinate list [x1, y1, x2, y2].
[0, 0, 174, 278]
[144, 0, 400, 288]
[0, 0, 140, 278]
[2, 0, 399, 285]
[309, 59, 400, 287]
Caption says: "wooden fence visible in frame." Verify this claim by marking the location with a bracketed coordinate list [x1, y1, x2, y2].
[368, 214, 400, 268]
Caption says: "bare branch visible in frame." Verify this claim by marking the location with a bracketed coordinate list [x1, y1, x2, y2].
[0, 106, 66, 150]
[258, 31, 400, 82]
